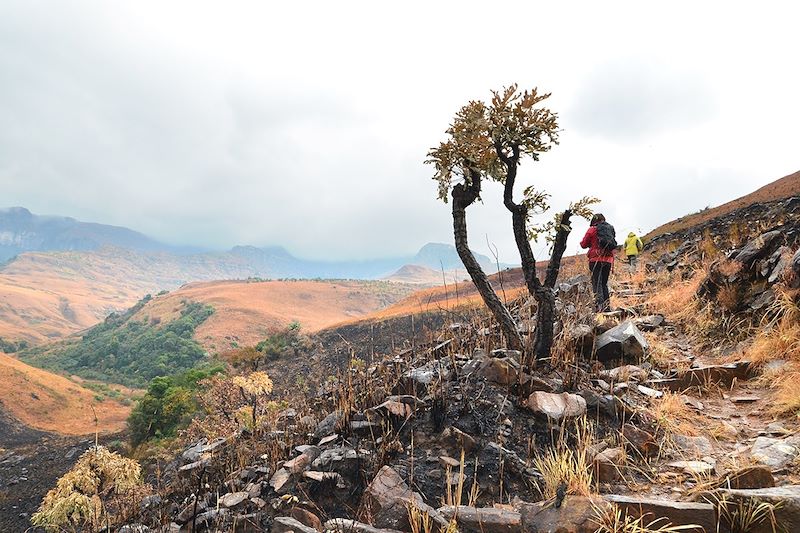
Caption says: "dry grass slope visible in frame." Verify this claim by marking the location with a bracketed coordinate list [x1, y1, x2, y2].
[0, 353, 130, 435]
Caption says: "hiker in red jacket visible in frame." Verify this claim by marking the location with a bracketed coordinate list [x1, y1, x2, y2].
[580, 213, 616, 312]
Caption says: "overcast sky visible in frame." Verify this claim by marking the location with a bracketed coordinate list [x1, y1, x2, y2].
[1, 1, 798, 262]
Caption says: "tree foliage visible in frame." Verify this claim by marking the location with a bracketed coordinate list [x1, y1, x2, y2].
[427, 85, 598, 360]
[21, 297, 214, 387]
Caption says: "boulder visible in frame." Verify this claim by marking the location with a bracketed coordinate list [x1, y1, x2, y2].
[594, 321, 648, 364]
[604, 495, 716, 532]
[518, 495, 610, 533]
[438, 505, 522, 532]
[362, 466, 445, 530]
[750, 436, 800, 469]
[526, 392, 587, 421]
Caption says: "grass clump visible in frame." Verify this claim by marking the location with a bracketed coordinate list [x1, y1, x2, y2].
[533, 418, 594, 499]
[32, 446, 145, 532]
[593, 503, 700, 532]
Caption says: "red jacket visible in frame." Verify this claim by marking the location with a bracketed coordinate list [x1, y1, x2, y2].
[580, 226, 614, 264]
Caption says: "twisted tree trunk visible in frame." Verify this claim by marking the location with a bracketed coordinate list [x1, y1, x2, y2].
[499, 146, 575, 363]
[452, 171, 523, 352]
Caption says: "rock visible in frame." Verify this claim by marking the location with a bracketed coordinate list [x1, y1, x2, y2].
[440, 426, 478, 454]
[269, 468, 293, 494]
[290, 508, 323, 531]
[636, 384, 663, 399]
[324, 518, 404, 532]
[218, 491, 249, 508]
[118, 525, 151, 533]
[672, 435, 714, 459]
[750, 436, 800, 469]
[600, 365, 648, 382]
[732, 230, 783, 267]
[362, 466, 445, 530]
[272, 516, 319, 533]
[706, 485, 800, 533]
[557, 274, 590, 297]
[791, 248, 800, 288]
[567, 324, 595, 358]
[633, 314, 665, 331]
[604, 494, 716, 532]
[314, 411, 342, 440]
[312, 446, 368, 479]
[284, 446, 321, 474]
[182, 437, 228, 463]
[763, 421, 792, 436]
[526, 392, 587, 421]
[594, 321, 648, 364]
[518, 495, 611, 533]
[594, 447, 625, 482]
[717, 466, 775, 489]
[374, 397, 418, 419]
[475, 356, 520, 385]
[439, 455, 460, 468]
[667, 460, 715, 476]
[438, 505, 522, 532]
[491, 348, 522, 359]
[622, 424, 658, 457]
[519, 374, 560, 395]
[674, 362, 751, 389]
[395, 358, 452, 396]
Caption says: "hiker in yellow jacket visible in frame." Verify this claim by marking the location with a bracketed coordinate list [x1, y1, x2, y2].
[624, 232, 644, 273]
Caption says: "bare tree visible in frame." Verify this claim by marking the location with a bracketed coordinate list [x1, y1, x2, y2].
[427, 85, 596, 364]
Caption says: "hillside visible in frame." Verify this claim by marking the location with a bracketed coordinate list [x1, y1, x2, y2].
[130, 279, 419, 352]
[0, 353, 130, 435]
[0, 241, 505, 347]
[645, 169, 800, 241]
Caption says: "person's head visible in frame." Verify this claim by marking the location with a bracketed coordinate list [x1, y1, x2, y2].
[629, 232, 636, 237]
[590, 213, 605, 226]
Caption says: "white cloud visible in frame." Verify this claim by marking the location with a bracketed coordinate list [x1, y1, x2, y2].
[0, 0, 798, 262]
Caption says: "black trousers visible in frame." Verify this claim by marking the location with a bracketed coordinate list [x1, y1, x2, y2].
[590, 261, 612, 312]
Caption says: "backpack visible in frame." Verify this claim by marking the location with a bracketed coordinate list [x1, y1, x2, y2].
[596, 222, 617, 254]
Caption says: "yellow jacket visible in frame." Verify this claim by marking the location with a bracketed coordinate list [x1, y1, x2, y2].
[624, 233, 643, 256]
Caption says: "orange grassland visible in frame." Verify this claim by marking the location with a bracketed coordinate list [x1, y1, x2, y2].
[0, 353, 131, 435]
[129, 279, 418, 352]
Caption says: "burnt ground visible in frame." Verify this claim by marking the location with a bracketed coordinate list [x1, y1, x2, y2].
[0, 409, 124, 532]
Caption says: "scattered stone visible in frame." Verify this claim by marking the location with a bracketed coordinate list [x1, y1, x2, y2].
[182, 437, 228, 463]
[717, 466, 775, 489]
[762, 422, 792, 436]
[518, 495, 611, 533]
[440, 426, 478, 454]
[674, 362, 751, 389]
[284, 447, 320, 474]
[636, 384, 663, 399]
[272, 516, 319, 533]
[567, 324, 595, 357]
[672, 435, 714, 459]
[475, 356, 520, 385]
[750, 436, 800, 469]
[668, 460, 715, 476]
[314, 411, 341, 439]
[622, 424, 658, 457]
[324, 518, 404, 533]
[395, 359, 452, 396]
[363, 466, 445, 530]
[594, 447, 625, 482]
[526, 392, 587, 421]
[604, 495, 716, 532]
[269, 468, 293, 494]
[633, 314, 665, 331]
[218, 491, 248, 508]
[290, 507, 323, 531]
[729, 395, 760, 403]
[438, 505, 522, 532]
[600, 365, 648, 382]
[438, 456, 460, 469]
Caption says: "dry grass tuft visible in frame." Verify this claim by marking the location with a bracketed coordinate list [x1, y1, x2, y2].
[645, 270, 704, 318]
[533, 418, 595, 499]
[651, 392, 700, 439]
[593, 502, 701, 532]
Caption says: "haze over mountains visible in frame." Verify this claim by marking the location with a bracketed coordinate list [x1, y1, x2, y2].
[0, 206, 508, 278]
